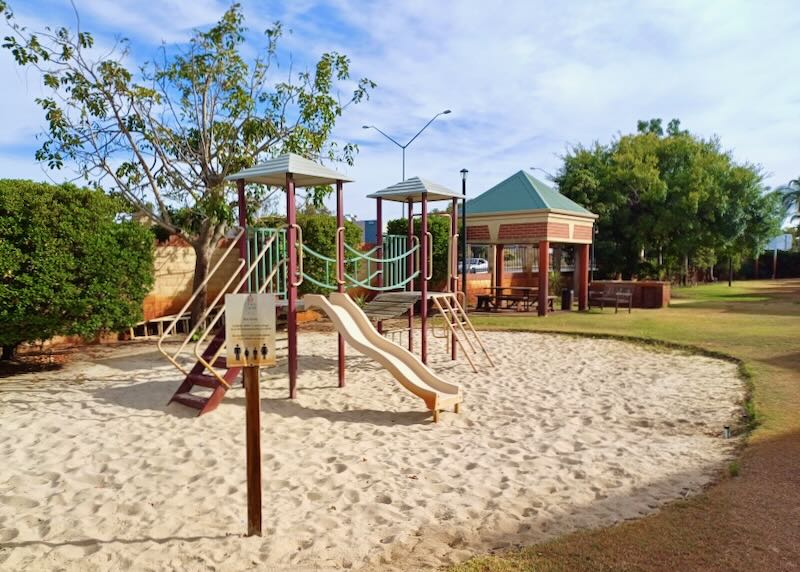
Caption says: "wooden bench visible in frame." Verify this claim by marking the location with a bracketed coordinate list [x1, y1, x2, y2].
[589, 284, 633, 313]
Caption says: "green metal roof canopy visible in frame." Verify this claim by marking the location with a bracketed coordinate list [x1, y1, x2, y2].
[466, 170, 593, 216]
[225, 153, 353, 188]
[367, 176, 462, 203]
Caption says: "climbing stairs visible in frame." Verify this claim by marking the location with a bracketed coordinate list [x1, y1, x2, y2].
[157, 226, 288, 416]
[168, 328, 242, 415]
[430, 292, 494, 372]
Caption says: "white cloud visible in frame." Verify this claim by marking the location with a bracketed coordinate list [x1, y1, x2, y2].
[1, 0, 798, 220]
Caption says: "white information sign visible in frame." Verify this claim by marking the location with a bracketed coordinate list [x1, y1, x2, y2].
[225, 293, 276, 367]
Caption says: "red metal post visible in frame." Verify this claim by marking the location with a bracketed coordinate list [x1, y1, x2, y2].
[336, 180, 345, 388]
[237, 179, 249, 291]
[406, 199, 414, 352]
[578, 243, 589, 311]
[421, 192, 429, 364]
[495, 244, 505, 289]
[286, 173, 298, 398]
[450, 197, 458, 360]
[376, 197, 384, 334]
[538, 241, 549, 317]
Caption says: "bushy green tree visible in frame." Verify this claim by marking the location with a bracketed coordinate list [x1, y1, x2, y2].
[1, 2, 373, 323]
[0, 180, 154, 359]
[778, 178, 800, 226]
[387, 215, 452, 287]
[555, 119, 783, 282]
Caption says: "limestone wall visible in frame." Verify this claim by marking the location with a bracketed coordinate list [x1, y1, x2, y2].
[143, 240, 240, 320]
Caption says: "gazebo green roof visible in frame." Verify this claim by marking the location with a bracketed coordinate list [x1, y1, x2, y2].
[466, 170, 593, 216]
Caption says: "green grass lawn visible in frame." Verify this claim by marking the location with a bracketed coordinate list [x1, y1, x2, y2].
[448, 279, 800, 571]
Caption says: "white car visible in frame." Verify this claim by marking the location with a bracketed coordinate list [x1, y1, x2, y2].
[460, 257, 489, 273]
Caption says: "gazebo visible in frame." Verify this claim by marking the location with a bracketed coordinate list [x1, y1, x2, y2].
[464, 170, 597, 316]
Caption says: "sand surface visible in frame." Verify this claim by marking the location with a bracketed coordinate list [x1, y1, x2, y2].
[0, 331, 743, 571]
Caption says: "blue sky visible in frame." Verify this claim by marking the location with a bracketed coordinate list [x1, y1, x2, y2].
[2, 0, 799, 221]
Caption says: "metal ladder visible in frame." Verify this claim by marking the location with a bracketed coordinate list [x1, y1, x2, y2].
[430, 292, 494, 373]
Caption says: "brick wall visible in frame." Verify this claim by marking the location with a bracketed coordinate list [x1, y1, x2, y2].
[496, 222, 570, 240]
[572, 225, 593, 240]
[498, 222, 546, 240]
[466, 225, 490, 240]
[588, 280, 671, 308]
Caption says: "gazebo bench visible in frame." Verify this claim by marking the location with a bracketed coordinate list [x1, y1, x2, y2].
[476, 294, 528, 311]
[589, 285, 633, 313]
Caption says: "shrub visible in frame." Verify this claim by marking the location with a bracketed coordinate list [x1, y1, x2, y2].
[0, 180, 155, 359]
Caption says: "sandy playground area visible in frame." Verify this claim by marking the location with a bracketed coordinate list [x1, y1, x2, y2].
[0, 331, 743, 571]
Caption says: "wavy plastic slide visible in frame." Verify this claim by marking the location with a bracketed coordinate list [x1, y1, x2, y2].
[304, 292, 462, 421]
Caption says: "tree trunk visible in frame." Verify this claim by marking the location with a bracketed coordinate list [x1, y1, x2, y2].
[1, 343, 18, 361]
[728, 257, 733, 287]
[683, 254, 689, 286]
[190, 225, 218, 328]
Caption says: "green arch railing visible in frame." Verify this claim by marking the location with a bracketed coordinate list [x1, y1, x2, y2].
[245, 228, 419, 294]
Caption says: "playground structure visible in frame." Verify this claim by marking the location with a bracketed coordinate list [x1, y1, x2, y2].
[157, 154, 491, 420]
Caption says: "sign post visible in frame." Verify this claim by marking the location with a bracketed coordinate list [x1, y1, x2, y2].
[225, 293, 276, 537]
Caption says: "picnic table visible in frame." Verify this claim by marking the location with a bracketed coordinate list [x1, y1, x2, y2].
[476, 286, 555, 313]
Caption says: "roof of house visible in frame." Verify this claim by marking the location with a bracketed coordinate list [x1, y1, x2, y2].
[225, 153, 353, 187]
[465, 170, 594, 216]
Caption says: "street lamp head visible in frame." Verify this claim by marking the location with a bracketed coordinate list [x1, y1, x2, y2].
[362, 125, 370, 129]
[460, 168, 468, 181]
[442, 109, 452, 115]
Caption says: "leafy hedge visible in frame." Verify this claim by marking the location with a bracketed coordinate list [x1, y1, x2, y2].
[0, 180, 155, 358]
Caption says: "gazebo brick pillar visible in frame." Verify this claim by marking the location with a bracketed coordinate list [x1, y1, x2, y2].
[538, 241, 549, 317]
[495, 244, 505, 288]
[578, 243, 589, 311]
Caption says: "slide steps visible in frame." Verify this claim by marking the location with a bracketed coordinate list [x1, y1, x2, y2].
[167, 328, 242, 416]
[429, 293, 495, 372]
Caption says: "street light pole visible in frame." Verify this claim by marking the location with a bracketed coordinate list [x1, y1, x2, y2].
[460, 169, 468, 304]
[363, 109, 451, 218]
[529, 166, 556, 180]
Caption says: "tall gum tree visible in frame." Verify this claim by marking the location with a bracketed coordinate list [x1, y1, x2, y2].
[1, 2, 374, 323]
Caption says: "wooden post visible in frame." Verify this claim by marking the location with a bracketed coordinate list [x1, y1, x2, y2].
[244, 365, 262, 537]
[578, 243, 589, 311]
[286, 173, 298, 399]
[538, 241, 549, 317]
[421, 192, 429, 364]
[336, 180, 345, 387]
[754, 254, 759, 279]
[376, 198, 383, 334]
[450, 198, 458, 361]
[406, 199, 414, 352]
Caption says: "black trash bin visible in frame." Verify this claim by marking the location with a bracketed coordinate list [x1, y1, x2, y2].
[561, 288, 573, 310]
